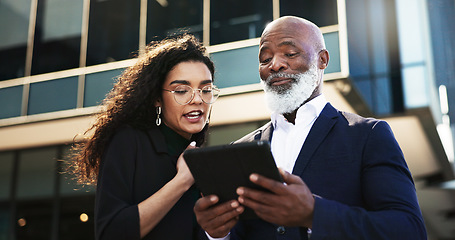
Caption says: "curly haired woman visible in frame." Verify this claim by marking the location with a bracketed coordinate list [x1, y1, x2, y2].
[72, 34, 219, 240]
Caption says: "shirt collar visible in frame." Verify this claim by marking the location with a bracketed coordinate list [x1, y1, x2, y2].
[271, 94, 328, 130]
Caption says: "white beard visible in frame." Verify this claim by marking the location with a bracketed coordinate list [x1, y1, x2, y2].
[262, 64, 319, 114]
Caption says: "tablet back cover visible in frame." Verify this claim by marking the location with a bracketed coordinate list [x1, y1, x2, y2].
[183, 141, 281, 220]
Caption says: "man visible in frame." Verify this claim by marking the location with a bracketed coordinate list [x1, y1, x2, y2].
[194, 16, 427, 239]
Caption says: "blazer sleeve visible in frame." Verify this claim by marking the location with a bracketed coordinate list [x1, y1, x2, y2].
[95, 128, 141, 240]
[311, 120, 427, 239]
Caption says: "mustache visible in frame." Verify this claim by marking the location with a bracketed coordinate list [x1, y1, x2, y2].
[264, 72, 300, 84]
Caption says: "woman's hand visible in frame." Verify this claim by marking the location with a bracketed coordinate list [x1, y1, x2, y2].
[175, 141, 197, 189]
[138, 141, 198, 237]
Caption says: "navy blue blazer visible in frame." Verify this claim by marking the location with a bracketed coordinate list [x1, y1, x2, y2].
[231, 103, 427, 240]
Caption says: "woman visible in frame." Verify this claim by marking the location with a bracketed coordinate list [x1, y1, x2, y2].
[72, 34, 219, 239]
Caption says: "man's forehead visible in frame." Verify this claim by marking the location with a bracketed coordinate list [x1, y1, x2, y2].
[261, 26, 308, 43]
[260, 35, 303, 50]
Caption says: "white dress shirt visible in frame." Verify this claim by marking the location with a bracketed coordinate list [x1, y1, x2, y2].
[205, 95, 327, 240]
[271, 94, 327, 173]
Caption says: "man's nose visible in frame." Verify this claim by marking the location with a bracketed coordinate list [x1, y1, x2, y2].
[270, 56, 287, 72]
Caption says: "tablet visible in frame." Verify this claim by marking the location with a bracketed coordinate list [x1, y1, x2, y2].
[183, 140, 282, 220]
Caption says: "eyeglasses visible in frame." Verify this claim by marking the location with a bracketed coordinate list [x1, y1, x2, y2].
[163, 85, 220, 105]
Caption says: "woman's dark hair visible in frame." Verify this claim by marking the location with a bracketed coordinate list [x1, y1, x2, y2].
[72, 34, 215, 185]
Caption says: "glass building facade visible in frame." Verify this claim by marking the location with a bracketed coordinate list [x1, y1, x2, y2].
[0, 0, 343, 123]
[0, 0, 454, 239]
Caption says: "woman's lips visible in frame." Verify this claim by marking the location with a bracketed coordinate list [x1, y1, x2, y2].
[184, 110, 203, 122]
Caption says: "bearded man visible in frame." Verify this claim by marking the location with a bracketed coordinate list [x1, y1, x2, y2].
[194, 16, 427, 240]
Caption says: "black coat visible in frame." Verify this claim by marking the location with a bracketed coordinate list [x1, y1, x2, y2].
[95, 126, 203, 240]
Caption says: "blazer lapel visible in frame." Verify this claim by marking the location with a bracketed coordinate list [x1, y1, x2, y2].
[234, 122, 273, 143]
[292, 103, 339, 176]
[257, 122, 273, 142]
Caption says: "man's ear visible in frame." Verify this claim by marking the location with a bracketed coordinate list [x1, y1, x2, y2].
[318, 49, 329, 70]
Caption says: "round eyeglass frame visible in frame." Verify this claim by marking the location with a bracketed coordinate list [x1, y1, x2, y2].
[163, 85, 220, 105]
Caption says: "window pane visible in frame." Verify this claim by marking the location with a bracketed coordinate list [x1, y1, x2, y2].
[17, 147, 57, 199]
[31, 0, 83, 75]
[16, 199, 52, 240]
[60, 145, 95, 196]
[0, 203, 9, 239]
[146, 0, 203, 42]
[211, 46, 260, 88]
[352, 77, 373, 109]
[14, 147, 57, 238]
[323, 32, 341, 74]
[28, 77, 78, 115]
[0, 0, 31, 80]
[0, 152, 14, 200]
[59, 196, 95, 240]
[87, 0, 140, 66]
[0, 85, 23, 119]
[375, 77, 392, 115]
[280, 0, 338, 27]
[396, 0, 425, 64]
[402, 65, 428, 108]
[84, 69, 122, 107]
[210, 0, 272, 45]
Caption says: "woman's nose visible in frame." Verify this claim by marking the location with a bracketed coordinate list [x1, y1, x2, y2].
[190, 89, 204, 104]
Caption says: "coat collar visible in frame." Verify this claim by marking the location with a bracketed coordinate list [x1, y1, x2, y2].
[234, 103, 340, 176]
[291, 103, 339, 176]
[146, 127, 169, 154]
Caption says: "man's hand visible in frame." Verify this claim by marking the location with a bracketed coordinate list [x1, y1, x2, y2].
[236, 168, 315, 228]
[194, 195, 244, 238]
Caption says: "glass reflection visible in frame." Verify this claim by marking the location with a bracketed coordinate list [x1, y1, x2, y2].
[210, 0, 272, 45]
[280, 0, 338, 27]
[31, 0, 83, 75]
[0, 0, 31, 80]
[147, 0, 203, 42]
[87, 0, 140, 66]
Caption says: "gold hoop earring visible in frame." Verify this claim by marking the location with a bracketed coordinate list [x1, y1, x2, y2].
[156, 106, 161, 126]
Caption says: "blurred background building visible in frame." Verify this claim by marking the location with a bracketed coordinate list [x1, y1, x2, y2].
[0, 0, 454, 239]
